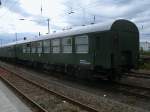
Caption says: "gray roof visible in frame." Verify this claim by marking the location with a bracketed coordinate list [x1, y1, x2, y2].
[0, 20, 114, 48]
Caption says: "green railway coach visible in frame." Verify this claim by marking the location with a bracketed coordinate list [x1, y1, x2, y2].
[0, 19, 139, 80]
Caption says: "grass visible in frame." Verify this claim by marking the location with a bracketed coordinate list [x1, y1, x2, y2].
[139, 62, 150, 69]
[139, 51, 150, 69]
[140, 51, 150, 56]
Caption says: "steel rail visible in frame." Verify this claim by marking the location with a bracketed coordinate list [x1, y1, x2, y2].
[0, 66, 99, 112]
[115, 82, 150, 99]
[0, 76, 48, 112]
[125, 72, 150, 79]
[2, 62, 149, 111]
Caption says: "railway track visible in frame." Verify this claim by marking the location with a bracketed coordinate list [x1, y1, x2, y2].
[3, 63, 150, 100]
[0, 67, 98, 112]
[124, 72, 150, 79]
[0, 76, 48, 112]
[0, 61, 149, 111]
[115, 82, 150, 99]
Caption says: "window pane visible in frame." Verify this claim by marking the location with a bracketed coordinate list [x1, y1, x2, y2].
[22, 44, 26, 53]
[51, 39, 60, 53]
[75, 35, 88, 44]
[23, 49, 26, 53]
[63, 46, 72, 53]
[34, 41, 42, 53]
[62, 38, 72, 45]
[26, 47, 30, 53]
[37, 41, 42, 47]
[62, 37, 72, 53]
[52, 39, 60, 46]
[52, 46, 60, 53]
[75, 35, 88, 53]
[44, 47, 50, 53]
[37, 48, 42, 53]
[43, 40, 50, 47]
[31, 42, 37, 53]
[22, 43, 32, 53]
[31, 48, 36, 53]
[43, 40, 50, 53]
[31, 42, 37, 47]
[76, 45, 88, 53]
[26, 43, 31, 47]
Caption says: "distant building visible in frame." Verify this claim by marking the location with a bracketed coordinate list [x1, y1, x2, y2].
[140, 41, 150, 51]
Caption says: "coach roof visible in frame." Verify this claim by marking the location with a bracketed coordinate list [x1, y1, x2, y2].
[1, 19, 137, 48]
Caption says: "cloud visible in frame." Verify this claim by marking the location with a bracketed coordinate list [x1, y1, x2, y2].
[0, 32, 39, 44]
[2, 0, 32, 17]
[60, 0, 150, 41]
[0, 0, 150, 42]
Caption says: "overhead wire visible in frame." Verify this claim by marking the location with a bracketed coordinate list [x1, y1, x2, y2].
[42, 1, 104, 27]
[57, 1, 101, 18]
[0, 1, 127, 31]
[0, 0, 102, 23]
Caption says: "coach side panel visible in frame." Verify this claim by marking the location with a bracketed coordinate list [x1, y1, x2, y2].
[16, 35, 94, 66]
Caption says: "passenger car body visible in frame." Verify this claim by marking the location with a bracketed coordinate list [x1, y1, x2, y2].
[0, 19, 139, 79]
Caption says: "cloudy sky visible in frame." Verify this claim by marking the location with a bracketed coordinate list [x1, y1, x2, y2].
[0, 0, 150, 44]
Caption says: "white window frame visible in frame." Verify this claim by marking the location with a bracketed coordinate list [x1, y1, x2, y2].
[51, 39, 60, 53]
[62, 37, 72, 53]
[43, 40, 50, 53]
[26, 43, 31, 53]
[37, 41, 42, 53]
[75, 35, 89, 53]
[22, 44, 26, 53]
[31, 42, 37, 53]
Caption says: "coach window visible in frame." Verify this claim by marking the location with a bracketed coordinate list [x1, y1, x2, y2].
[37, 41, 42, 53]
[31, 42, 36, 53]
[75, 35, 88, 53]
[62, 37, 72, 53]
[51, 39, 60, 53]
[43, 40, 50, 53]
[22, 44, 26, 53]
[26, 43, 31, 53]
